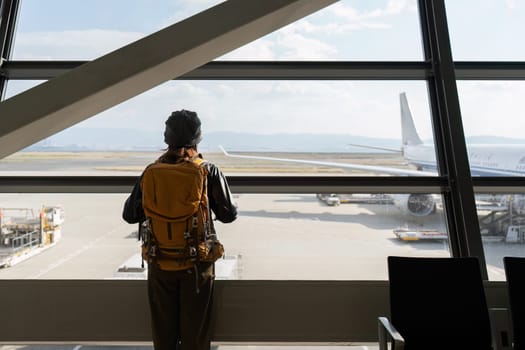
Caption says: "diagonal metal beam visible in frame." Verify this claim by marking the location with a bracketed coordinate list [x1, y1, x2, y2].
[0, 0, 337, 159]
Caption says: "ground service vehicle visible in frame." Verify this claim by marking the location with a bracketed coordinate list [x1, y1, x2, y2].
[0, 206, 64, 267]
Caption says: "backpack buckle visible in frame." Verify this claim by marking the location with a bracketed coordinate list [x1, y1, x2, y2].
[189, 246, 197, 257]
[149, 245, 157, 257]
[192, 216, 198, 228]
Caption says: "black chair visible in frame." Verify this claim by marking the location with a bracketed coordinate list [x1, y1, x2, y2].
[504, 257, 525, 350]
[379, 256, 493, 350]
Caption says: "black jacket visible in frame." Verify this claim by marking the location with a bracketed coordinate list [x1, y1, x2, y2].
[122, 161, 237, 224]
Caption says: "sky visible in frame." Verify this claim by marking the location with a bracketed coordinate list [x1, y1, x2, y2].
[5, 0, 525, 146]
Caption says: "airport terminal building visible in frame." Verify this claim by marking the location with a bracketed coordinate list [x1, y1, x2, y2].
[1, 1, 524, 349]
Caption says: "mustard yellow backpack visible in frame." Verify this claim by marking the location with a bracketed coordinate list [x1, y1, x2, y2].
[140, 157, 224, 271]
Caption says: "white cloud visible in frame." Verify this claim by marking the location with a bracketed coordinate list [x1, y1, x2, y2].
[277, 33, 338, 59]
[220, 39, 276, 60]
[326, 0, 417, 29]
[458, 81, 525, 138]
[506, 0, 517, 9]
[205, 0, 418, 61]
[13, 29, 143, 59]
[7, 76, 429, 139]
[163, 0, 225, 27]
[284, 19, 389, 36]
[384, 0, 418, 16]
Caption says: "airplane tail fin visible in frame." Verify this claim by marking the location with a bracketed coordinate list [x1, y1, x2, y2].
[400, 92, 423, 146]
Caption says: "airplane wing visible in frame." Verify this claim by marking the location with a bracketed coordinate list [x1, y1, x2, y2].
[347, 143, 402, 154]
[218, 93, 441, 178]
[219, 146, 437, 177]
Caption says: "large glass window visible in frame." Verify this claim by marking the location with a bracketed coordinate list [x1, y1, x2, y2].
[457, 81, 525, 177]
[3, 80, 436, 177]
[11, 0, 424, 61]
[11, 0, 224, 60]
[2, 0, 522, 346]
[222, 0, 424, 61]
[446, 0, 525, 61]
[0, 192, 449, 280]
[456, 81, 525, 278]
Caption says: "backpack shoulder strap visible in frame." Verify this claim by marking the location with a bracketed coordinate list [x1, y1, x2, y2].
[191, 155, 206, 166]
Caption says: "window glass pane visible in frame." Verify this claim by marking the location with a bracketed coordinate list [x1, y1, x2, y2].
[0, 193, 449, 280]
[11, 0, 223, 60]
[457, 81, 525, 177]
[222, 0, 423, 61]
[475, 193, 525, 281]
[12, 0, 423, 61]
[3, 80, 436, 177]
[4, 80, 40, 96]
[446, 0, 525, 61]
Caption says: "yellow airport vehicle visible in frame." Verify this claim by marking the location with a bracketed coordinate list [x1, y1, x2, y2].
[393, 227, 447, 241]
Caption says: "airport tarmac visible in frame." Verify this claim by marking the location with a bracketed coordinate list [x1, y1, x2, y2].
[0, 191, 451, 280]
[0, 192, 519, 281]
[0, 150, 406, 175]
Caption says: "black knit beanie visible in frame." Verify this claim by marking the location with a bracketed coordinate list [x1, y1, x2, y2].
[164, 110, 202, 148]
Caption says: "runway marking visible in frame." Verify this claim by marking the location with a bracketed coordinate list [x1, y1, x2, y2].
[27, 226, 125, 279]
[72, 345, 82, 350]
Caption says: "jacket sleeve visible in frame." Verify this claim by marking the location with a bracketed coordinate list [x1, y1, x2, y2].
[122, 176, 146, 224]
[207, 163, 238, 223]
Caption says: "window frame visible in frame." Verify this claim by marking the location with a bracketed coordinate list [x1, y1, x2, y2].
[1, 0, 524, 279]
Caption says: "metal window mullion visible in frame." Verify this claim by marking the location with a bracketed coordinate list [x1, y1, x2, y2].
[5, 60, 525, 80]
[416, 0, 461, 258]
[0, 0, 20, 101]
[1, 60, 432, 80]
[473, 177, 525, 193]
[455, 61, 525, 80]
[0, 0, 10, 100]
[0, 0, 13, 59]
[420, 0, 487, 276]
[0, 175, 447, 194]
[418, 0, 462, 258]
[432, 2, 485, 261]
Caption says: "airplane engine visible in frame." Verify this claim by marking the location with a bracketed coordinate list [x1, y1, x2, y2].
[393, 193, 436, 216]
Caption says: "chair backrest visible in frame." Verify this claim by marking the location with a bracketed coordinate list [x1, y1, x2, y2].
[504, 256, 525, 350]
[388, 256, 492, 350]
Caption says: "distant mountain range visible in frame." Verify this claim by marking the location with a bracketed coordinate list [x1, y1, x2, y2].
[23, 128, 525, 153]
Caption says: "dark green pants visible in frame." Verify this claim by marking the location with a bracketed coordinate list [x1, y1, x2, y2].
[148, 263, 214, 350]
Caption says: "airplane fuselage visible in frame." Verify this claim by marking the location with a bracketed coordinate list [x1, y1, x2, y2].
[404, 144, 525, 177]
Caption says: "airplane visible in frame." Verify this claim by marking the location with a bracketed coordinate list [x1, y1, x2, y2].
[221, 92, 525, 216]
